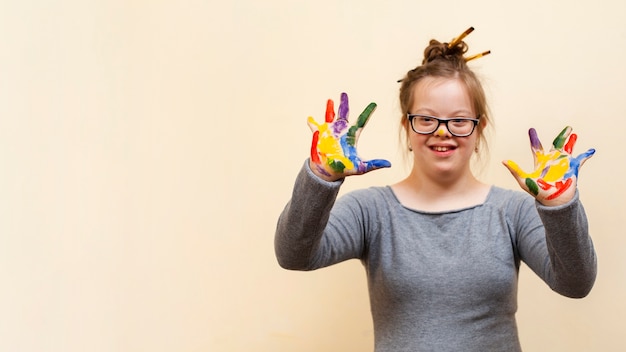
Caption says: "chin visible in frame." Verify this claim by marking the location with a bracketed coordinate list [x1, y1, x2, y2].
[431, 161, 468, 178]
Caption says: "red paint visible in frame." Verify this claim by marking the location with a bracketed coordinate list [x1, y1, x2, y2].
[310, 131, 320, 163]
[537, 179, 552, 190]
[564, 134, 577, 154]
[546, 178, 573, 200]
[325, 99, 335, 123]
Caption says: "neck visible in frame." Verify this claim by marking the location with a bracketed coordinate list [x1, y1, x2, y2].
[391, 167, 488, 212]
[408, 165, 480, 195]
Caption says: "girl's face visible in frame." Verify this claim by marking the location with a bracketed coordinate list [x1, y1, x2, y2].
[407, 76, 480, 179]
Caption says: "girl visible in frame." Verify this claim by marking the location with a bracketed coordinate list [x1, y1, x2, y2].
[275, 28, 596, 351]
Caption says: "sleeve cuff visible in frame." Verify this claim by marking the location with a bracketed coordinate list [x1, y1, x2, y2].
[303, 159, 345, 187]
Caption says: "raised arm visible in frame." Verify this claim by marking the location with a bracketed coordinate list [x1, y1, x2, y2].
[505, 126, 597, 297]
[275, 92, 390, 269]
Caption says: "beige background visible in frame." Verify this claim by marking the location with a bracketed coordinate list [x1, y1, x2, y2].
[0, 0, 624, 351]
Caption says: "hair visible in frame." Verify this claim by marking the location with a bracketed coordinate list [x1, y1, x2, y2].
[398, 37, 492, 166]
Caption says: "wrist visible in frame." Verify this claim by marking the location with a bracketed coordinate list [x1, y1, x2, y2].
[537, 198, 570, 207]
[536, 190, 576, 207]
[308, 160, 344, 182]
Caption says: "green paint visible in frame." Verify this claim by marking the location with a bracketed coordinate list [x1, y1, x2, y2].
[329, 159, 345, 173]
[347, 102, 377, 146]
[346, 126, 358, 145]
[356, 103, 377, 128]
[525, 178, 539, 196]
[552, 126, 571, 149]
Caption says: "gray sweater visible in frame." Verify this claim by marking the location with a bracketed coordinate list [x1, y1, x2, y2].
[275, 162, 597, 352]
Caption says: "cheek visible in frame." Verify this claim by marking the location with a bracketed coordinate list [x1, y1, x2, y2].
[408, 133, 426, 148]
[460, 136, 479, 153]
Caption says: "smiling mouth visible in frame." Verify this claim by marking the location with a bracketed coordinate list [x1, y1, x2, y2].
[431, 146, 456, 152]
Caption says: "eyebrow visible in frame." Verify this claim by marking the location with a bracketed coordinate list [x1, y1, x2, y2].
[412, 109, 475, 117]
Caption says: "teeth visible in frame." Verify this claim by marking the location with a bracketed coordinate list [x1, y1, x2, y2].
[433, 146, 451, 152]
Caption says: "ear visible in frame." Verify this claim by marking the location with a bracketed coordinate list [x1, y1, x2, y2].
[479, 116, 488, 129]
[475, 115, 488, 136]
[401, 118, 412, 150]
[401, 114, 410, 132]
[402, 117, 410, 129]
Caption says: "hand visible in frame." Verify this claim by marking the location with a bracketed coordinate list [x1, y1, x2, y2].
[503, 126, 595, 206]
[308, 92, 391, 181]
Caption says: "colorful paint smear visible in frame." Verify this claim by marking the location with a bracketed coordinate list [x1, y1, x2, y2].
[505, 126, 595, 201]
[308, 92, 391, 177]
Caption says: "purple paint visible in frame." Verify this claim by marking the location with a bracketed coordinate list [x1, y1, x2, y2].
[333, 92, 350, 135]
[528, 128, 542, 150]
[339, 92, 350, 119]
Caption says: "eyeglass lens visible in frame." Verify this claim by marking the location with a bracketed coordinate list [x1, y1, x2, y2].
[410, 115, 477, 136]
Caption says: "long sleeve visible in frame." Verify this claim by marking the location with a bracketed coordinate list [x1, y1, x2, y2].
[515, 192, 597, 298]
[274, 160, 343, 270]
[274, 178, 597, 350]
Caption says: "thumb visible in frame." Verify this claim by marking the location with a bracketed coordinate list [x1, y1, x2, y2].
[361, 159, 392, 174]
[307, 116, 320, 133]
[502, 160, 525, 179]
[565, 147, 596, 179]
[577, 148, 596, 166]
[502, 160, 539, 196]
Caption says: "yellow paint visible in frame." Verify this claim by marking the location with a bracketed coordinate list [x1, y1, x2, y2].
[308, 117, 355, 170]
[506, 150, 569, 181]
[542, 157, 569, 182]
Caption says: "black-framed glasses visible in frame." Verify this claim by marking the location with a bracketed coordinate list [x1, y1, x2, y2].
[407, 114, 480, 137]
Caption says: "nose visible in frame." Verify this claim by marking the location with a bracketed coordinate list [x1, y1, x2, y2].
[434, 122, 450, 137]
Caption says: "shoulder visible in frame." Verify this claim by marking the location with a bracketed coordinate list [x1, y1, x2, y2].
[333, 186, 399, 215]
[485, 186, 538, 219]
[487, 186, 533, 204]
[326, 187, 399, 235]
[340, 186, 395, 204]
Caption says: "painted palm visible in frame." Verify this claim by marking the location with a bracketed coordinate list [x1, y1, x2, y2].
[308, 92, 391, 178]
[504, 126, 595, 204]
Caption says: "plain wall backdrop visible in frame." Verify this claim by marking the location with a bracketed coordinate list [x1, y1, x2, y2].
[0, 0, 624, 351]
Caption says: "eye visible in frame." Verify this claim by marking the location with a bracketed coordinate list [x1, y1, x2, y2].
[417, 116, 436, 125]
[450, 118, 471, 127]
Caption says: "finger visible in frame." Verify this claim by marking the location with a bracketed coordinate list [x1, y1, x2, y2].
[325, 99, 335, 123]
[332, 94, 350, 135]
[502, 159, 527, 179]
[355, 102, 377, 129]
[307, 116, 320, 132]
[310, 131, 321, 163]
[551, 126, 572, 150]
[528, 128, 543, 152]
[502, 161, 534, 193]
[347, 103, 377, 146]
[565, 148, 596, 178]
[563, 133, 577, 154]
[338, 92, 349, 121]
[577, 148, 596, 164]
[360, 159, 392, 173]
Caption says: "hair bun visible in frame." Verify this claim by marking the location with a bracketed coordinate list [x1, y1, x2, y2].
[422, 39, 468, 65]
[396, 28, 490, 83]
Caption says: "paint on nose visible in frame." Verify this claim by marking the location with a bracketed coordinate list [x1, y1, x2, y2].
[436, 128, 446, 136]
